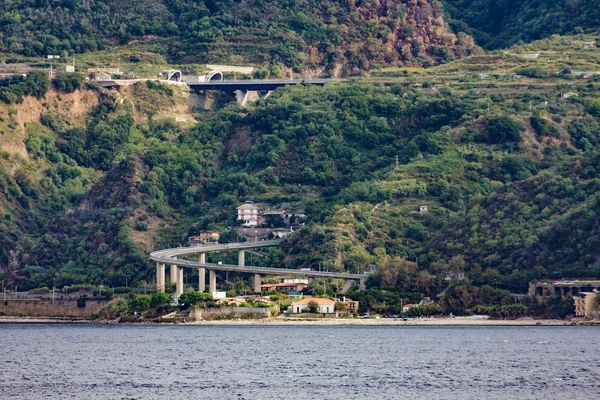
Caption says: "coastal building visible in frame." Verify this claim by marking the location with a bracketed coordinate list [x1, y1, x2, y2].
[291, 297, 336, 314]
[529, 281, 600, 310]
[402, 304, 417, 313]
[334, 297, 359, 315]
[574, 292, 599, 319]
[237, 201, 259, 227]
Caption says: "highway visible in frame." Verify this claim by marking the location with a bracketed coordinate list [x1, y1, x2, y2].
[149, 240, 366, 281]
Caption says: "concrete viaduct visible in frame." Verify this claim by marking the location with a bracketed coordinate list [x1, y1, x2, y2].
[150, 240, 366, 297]
[185, 78, 337, 106]
[97, 71, 343, 106]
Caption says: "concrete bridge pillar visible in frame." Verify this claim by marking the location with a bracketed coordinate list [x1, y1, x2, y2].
[156, 263, 165, 292]
[238, 250, 245, 267]
[258, 90, 271, 101]
[359, 279, 366, 291]
[170, 256, 178, 285]
[254, 274, 262, 293]
[209, 270, 217, 293]
[176, 266, 184, 296]
[235, 90, 249, 107]
[198, 253, 206, 292]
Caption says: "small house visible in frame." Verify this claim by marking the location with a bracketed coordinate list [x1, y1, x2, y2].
[188, 231, 220, 246]
[58, 65, 75, 73]
[261, 282, 307, 293]
[520, 53, 540, 60]
[402, 304, 417, 313]
[291, 297, 336, 314]
[583, 42, 595, 50]
[419, 205, 428, 213]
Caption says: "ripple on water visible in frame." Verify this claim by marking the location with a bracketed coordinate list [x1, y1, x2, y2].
[0, 325, 599, 399]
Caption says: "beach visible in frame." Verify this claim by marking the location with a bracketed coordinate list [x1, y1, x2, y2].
[0, 315, 585, 326]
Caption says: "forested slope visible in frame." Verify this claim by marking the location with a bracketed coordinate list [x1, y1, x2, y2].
[2, 62, 600, 297]
[441, 0, 600, 49]
[0, 0, 479, 72]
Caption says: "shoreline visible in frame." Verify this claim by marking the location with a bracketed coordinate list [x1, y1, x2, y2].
[0, 316, 594, 326]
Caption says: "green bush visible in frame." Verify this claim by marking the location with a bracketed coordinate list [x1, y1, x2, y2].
[52, 73, 84, 93]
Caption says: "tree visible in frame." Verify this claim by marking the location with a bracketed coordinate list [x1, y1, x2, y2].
[307, 300, 320, 313]
[151, 292, 171, 308]
[178, 291, 214, 308]
[52, 73, 84, 93]
[485, 116, 524, 144]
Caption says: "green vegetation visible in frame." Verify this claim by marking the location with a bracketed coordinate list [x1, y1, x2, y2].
[52, 73, 84, 93]
[442, 0, 600, 49]
[3, 31, 600, 316]
[0, 71, 48, 104]
[0, 0, 478, 72]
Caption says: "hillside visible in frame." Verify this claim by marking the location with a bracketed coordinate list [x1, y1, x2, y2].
[2, 40, 600, 313]
[0, 0, 479, 73]
[441, 0, 600, 49]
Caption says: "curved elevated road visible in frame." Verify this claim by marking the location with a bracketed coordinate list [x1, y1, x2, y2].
[150, 240, 366, 295]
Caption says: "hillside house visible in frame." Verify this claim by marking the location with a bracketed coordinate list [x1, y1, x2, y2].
[188, 231, 220, 245]
[58, 65, 75, 73]
[237, 201, 259, 227]
[583, 42, 595, 50]
[261, 282, 307, 293]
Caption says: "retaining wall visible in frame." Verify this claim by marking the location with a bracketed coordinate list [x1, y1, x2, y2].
[0, 299, 109, 318]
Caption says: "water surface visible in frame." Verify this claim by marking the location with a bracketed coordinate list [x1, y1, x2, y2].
[0, 324, 598, 399]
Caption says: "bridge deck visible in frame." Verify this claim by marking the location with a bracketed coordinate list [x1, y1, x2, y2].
[186, 78, 343, 91]
[150, 241, 365, 281]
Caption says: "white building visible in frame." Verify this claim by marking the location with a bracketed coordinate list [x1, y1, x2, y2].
[291, 297, 336, 314]
[58, 65, 75, 73]
[237, 201, 259, 227]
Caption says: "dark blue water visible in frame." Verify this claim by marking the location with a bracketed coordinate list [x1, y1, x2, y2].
[0, 324, 598, 399]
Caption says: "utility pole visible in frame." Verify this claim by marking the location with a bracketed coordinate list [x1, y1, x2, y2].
[395, 155, 399, 169]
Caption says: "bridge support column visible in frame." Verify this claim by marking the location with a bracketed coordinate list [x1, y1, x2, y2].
[176, 266, 184, 296]
[170, 256, 178, 285]
[209, 270, 217, 293]
[359, 278, 366, 291]
[258, 90, 271, 101]
[235, 90, 249, 107]
[340, 279, 354, 295]
[238, 250, 245, 267]
[156, 263, 165, 292]
[254, 274, 262, 293]
[198, 253, 206, 292]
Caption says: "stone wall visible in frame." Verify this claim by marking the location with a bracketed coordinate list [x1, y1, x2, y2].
[0, 299, 109, 318]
